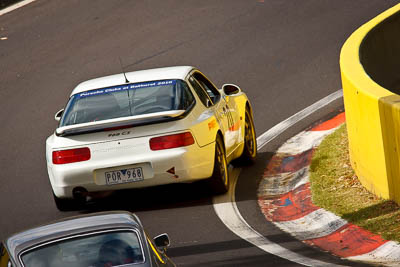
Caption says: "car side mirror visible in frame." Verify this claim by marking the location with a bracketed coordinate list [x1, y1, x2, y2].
[54, 109, 64, 122]
[206, 98, 212, 108]
[154, 233, 170, 251]
[222, 84, 241, 95]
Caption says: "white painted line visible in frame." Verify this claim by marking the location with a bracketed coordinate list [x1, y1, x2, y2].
[0, 0, 37, 16]
[213, 90, 345, 266]
[213, 168, 344, 266]
[257, 89, 343, 150]
[274, 209, 348, 240]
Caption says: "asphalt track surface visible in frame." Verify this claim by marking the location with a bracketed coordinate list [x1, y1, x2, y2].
[0, 1, 398, 266]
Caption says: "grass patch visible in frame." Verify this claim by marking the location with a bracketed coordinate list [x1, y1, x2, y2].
[309, 123, 400, 241]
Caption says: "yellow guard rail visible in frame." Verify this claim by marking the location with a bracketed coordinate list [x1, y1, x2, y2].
[340, 4, 400, 203]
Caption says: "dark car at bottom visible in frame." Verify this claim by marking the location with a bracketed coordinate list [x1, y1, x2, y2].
[0, 211, 175, 267]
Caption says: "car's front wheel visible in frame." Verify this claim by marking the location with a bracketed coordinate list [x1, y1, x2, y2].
[237, 107, 257, 164]
[208, 135, 229, 194]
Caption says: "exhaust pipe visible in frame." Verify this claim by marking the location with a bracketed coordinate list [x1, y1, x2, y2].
[72, 187, 88, 202]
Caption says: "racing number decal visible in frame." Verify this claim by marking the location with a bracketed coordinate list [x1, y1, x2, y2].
[215, 103, 235, 132]
[225, 105, 235, 131]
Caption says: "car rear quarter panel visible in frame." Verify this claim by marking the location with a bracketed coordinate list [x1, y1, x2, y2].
[187, 106, 220, 147]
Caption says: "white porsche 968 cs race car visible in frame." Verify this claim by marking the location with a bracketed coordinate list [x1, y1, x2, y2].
[46, 66, 256, 210]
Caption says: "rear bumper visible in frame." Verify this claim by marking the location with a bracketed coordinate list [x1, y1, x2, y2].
[48, 142, 215, 198]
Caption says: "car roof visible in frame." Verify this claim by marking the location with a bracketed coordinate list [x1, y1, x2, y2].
[5, 211, 143, 258]
[71, 66, 195, 96]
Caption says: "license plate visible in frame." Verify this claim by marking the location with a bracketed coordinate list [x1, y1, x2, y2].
[105, 167, 144, 185]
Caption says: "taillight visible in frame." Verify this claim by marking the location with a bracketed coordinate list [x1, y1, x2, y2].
[149, 132, 195, 151]
[52, 147, 91, 164]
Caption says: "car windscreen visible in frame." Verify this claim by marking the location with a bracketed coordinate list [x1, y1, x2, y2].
[60, 79, 194, 127]
[20, 230, 145, 267]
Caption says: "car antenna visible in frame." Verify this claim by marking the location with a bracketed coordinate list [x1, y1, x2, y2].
[119, 57, 130, 83]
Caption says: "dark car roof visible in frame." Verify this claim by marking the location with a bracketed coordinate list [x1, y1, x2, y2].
[5, 211, 143, 259]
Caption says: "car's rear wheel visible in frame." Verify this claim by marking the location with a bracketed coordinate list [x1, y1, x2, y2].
[209, 135, 229, 194]
[53, 193, 84, 211]
[237, 107, 257, 164]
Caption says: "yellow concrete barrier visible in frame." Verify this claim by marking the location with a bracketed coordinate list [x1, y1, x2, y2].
[340, 4, 400, 203]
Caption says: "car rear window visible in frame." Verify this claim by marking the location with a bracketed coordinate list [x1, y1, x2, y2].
[60, 79, 194, 127]
[20, 230, 144, 267]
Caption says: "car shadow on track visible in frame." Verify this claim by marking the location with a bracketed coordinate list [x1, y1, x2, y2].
[168, 238, 298, 267]
[77, 180, 214, 214]
[235, 151, 274, 202]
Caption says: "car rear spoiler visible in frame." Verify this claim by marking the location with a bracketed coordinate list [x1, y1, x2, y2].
[56, 110, 186, 137]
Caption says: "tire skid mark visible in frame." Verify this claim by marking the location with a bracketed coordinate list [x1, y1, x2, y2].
[262, 149, 314, 176]
[259, 183, 318, 222]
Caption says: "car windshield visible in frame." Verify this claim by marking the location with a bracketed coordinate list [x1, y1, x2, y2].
[20, 230, 144, 267]
[60, 79, 194, 127]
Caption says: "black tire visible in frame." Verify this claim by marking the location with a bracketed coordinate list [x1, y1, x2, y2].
[53, 193, 84, 211]
[237, 108, 257, 164]
[209, 135, 229, 194]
